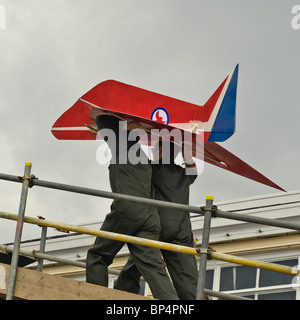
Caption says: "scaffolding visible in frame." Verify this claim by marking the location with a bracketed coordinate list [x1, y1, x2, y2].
[0, 162, 299, 300]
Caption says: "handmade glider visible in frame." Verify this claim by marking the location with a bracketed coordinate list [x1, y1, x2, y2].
[51, 64, 285, 191]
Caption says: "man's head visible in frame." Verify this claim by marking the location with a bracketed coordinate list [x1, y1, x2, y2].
[152, 140, 180, 164]
[96, 115, 120, 132]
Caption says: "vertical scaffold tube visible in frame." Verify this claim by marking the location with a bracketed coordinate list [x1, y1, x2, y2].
[6, 162, 32, 300]
[196, 196, 214, 300]
[37, 225, 47, 272]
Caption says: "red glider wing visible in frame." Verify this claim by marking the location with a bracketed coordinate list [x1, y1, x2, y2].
[51, 64, 284, 191]
[51, 64, 239, 142]
[200, 141, 285, 192]
[51, 99, 284, 191]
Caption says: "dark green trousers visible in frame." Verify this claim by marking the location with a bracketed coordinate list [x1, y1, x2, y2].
[86, 164, 178, 300]
[115, 213, 198, 300]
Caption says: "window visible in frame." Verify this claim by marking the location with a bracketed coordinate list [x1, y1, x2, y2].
[110, 276, 149, 296]
[206, 253, 300, 300]
[138, 280, 147, 296]
[220, 265, 256, 291]
[258, 291, 296, 300]
[205, 269, 214, 290]
[259, 259, 297, 287]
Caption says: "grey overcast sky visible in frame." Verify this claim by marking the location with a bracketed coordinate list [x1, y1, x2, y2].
[1, 1, 300, 243]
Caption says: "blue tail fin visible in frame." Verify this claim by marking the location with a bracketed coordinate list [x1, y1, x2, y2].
[207, 64, 239, 142]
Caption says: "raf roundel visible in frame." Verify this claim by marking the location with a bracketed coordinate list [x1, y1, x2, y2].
[151, 107, 169, 125]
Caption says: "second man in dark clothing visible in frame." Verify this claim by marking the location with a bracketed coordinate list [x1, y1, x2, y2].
[115, 140, 198, 299]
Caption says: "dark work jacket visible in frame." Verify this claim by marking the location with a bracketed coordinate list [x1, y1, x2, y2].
[96, 115, 155, 225]
[152, 163, 196, 241]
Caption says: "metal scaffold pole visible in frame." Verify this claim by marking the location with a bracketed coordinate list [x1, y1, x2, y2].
[1, 211, 298, 277]
[196, 196, 214, 300]
[37, 223, 47, 272]
[1, 171, 300, 231]
[6, 162, 32, 300]
[1, 164, 300, 300]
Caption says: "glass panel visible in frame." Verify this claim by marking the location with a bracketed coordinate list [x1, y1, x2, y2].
[258, 291, 296, 300]
[205, 269, 214, 290]
[236, 265, 256, 290]
[220, 267, 234, 291]
[138, 280, 146, 296]
[259, 259, 297, 287]
[220, 265, 257, 291]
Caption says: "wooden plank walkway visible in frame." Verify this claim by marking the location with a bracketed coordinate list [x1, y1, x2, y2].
[0, 263, 153, 300]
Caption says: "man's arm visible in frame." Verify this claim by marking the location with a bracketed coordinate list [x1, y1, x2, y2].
[182, 144, 198, 176]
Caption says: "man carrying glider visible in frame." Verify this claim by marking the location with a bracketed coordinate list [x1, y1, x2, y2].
[86, 115, 178, 300]
[115, 140, 198, 299]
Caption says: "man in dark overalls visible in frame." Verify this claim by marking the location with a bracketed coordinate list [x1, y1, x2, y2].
[115, 140, 198, 299]
[86, 115, 178, 300]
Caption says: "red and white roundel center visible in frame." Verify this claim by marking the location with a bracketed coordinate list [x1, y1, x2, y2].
[150, 107, 169, 124]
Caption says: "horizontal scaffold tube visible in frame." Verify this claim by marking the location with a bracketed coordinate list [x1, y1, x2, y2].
[0, 211, 299, 277]
[210, 252, 299, 276]
[0, 211, 198, 256]
[1, 172, 300, 231]
[0, 244, 121, 277]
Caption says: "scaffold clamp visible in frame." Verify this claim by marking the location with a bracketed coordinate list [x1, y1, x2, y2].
[201, 205, 218, 216]
[18, 174, 38, 188]
[197, 247, 215, 257]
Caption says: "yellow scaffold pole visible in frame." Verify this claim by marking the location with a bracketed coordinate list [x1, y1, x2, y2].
[1, 211, 299, 277]
[0, 211, 197, 256]
[210, 251, 299, 276]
